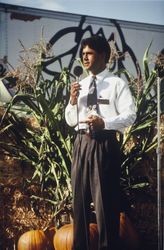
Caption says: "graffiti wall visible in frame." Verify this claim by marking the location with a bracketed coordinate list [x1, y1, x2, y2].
[0, 3, 164, 80]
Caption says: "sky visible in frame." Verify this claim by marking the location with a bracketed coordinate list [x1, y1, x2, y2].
[0, 0, 164, 26]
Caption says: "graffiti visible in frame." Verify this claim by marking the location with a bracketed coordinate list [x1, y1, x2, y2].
[42, 16, 141, 80]
[110, 19, 141, 78]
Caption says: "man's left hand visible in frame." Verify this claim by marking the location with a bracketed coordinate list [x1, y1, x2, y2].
[86, 115, 105, 131]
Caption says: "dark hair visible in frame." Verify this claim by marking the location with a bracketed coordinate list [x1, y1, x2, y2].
[80, 35, 110, 63]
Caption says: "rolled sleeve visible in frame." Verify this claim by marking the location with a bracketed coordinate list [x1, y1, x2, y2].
[65, 102, 78, 127]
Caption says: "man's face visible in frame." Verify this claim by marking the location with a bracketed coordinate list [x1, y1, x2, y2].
[82, 45, 106, 75]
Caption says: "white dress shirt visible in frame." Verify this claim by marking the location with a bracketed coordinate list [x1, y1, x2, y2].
[65, 68, 136, 133]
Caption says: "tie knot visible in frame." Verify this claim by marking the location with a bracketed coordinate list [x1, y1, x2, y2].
[89, 76, 96, 89]
[91, 75, 96, 84]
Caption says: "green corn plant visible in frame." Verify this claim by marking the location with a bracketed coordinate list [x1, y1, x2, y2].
[120, 44, 164, 195]
[0, 40, 74, 216]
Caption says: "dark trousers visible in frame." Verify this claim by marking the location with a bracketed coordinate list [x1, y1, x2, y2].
[71, 130, 121, 250]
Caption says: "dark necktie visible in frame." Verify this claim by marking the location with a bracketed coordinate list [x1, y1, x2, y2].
[87, 76, 98, 112]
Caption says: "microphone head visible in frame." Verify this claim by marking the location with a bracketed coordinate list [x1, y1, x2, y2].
[73, 66, 83, 77]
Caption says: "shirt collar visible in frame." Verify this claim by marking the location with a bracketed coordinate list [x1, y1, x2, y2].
[89, 68, 109, 82]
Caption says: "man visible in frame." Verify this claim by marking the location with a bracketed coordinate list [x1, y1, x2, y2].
[65, 35, 136, 250]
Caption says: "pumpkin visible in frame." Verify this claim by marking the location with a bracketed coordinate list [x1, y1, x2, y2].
[120, 212, 140, 249]
[53, 213, 140, 250]
[17, 229, 49, 250]
[53, 223, 98, 250]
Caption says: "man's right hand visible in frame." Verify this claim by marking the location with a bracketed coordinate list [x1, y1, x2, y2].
[70, 82, 81, 105]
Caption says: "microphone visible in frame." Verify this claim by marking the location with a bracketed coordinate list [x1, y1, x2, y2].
[73, 66, 83, 81]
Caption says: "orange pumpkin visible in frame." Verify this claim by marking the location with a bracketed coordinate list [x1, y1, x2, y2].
[53, 213, 140, 250]
[53, 223, 98, 250]
[17, 229, 49, 250]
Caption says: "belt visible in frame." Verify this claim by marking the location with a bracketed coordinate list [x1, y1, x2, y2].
[78, 129, 89, 135]
[77, 129, 91, 137]
[77, 129, 117, 139]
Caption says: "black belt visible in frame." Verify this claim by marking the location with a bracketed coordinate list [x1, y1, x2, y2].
[77, 129, 89, 135]
[77, 129, 117, 139]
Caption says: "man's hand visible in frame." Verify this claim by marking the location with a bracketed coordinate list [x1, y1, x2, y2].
[70, 82, 81, 105]
[85, 115, 105, 131]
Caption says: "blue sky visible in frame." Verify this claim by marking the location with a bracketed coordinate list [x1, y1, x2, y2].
[0, 0, 164, 25]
